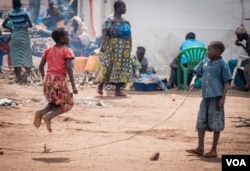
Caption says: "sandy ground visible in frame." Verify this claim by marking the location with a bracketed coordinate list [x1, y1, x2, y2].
[1, 1, 250, 171]
[0, 76, 250, 171]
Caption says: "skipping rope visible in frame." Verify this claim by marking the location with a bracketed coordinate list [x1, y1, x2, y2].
[0, 87, 194, 154]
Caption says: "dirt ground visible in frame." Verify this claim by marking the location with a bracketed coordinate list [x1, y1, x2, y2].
[0, 76, 250, 171]
[1, 1, 250, 171]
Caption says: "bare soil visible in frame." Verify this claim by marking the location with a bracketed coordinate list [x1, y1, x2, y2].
[0, 78, 249, 171]
[1, 1, 250, 170]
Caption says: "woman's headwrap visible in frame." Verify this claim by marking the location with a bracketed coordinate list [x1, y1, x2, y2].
[235, 24, 247, 35]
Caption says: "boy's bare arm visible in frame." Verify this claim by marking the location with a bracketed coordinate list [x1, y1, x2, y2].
[219, 81, 230, 107]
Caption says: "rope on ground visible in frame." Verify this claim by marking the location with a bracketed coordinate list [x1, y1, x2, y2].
[0, 87, 194, 154]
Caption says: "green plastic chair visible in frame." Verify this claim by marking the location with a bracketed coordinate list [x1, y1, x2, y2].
[177, 47, 207, 91]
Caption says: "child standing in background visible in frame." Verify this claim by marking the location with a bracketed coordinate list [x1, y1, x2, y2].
[186, 41, 232, 158]
[33, 27, 78, 133]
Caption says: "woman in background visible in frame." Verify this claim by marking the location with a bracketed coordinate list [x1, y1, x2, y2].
[2, 0, 33, 83]
[97, 0, 133, 96]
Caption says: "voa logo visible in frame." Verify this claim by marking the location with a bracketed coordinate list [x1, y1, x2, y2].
[226, 159, 247, 167]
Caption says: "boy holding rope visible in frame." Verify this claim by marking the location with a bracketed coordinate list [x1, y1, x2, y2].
[186, 41, 232, 158]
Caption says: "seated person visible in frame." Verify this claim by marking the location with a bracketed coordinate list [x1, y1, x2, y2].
[131, 46, 167, 91]
[65, 16, 98, 56]
[132, 46, 156, 78]
[228, 24, 250, 90]
[45, 1, 63, 30]
[167, 56, 178, 89]
[180, 32, 205, 64]
[167, 32, 205, 89]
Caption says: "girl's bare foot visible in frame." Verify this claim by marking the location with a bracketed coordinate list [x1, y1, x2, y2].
[42, 116, 52, 133]
[33, 111, 42, 129]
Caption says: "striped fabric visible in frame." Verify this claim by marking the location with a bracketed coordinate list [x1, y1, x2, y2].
[10, 27, 33, 67]
[7, 8, 29, 28]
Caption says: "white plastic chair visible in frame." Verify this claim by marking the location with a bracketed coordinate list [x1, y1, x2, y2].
[231, 55, 250, 87]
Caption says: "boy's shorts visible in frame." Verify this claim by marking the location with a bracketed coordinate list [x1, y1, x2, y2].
[196, 97, 225, 131]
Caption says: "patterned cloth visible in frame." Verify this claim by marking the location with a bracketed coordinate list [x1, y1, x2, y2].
[99, 16, 133, 84]
[0, 38, 10, 73]
[95, 51, 104, 82]
[132, 55, 149, 77]
[43, 75, 74, 112]
[6, 7, 33, 67]
[0, 38, 10, 54]
[7, 7, 30, 28]
[10, 27, 33, 67]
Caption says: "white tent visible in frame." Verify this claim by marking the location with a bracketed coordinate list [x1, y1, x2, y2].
[78, 0, 250, 75]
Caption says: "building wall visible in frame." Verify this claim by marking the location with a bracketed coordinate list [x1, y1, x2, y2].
[2, 0, 249, 75]
[81, 0, 250, 74]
